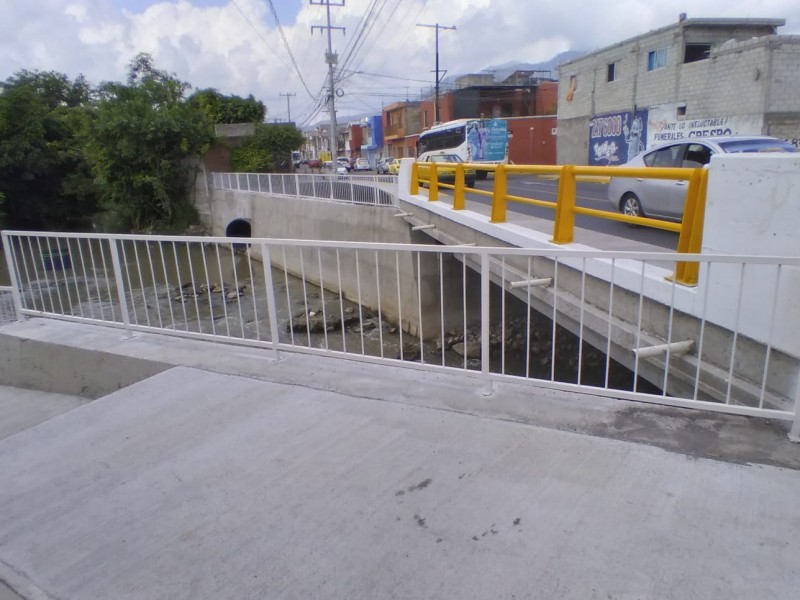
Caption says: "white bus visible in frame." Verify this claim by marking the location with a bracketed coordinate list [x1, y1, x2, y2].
[416, 118, 509, 180]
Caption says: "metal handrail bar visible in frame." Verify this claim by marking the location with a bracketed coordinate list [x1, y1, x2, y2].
[411, 161, 708, 284]
[2, 229, 797, 435]
[4, 230, 800, 265]
[210, 172, 398, 208]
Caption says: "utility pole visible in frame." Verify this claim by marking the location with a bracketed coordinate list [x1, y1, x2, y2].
[311, 0, 345, 159]
[417, 23, 456, 124]
[279, 92, 296, 123]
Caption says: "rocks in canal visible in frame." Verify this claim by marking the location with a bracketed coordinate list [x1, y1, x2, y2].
[452, 340, 481, 358]
[396, 343, 420, 361]
[288, 309, 340, 333]
[171, 282, 247, 303]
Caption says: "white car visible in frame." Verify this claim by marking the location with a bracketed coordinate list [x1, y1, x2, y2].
[335, 164, 348, 175]
[353, 158, 371, 171]
[607, 136, 796, 221]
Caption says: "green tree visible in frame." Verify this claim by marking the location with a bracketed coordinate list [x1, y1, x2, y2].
[84, 53, 213, 231]
[189, 88, 266, 124]
[231, 124, 304, 173]
[0, 70, 96, 229]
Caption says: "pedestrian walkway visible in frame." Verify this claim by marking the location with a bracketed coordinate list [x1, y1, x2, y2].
[1, 319, 799, 599]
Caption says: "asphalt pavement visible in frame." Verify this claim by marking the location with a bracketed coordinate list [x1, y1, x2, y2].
[472, 175, 680, 249]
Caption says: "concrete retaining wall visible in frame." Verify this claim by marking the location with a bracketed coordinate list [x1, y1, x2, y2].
[205, 186, 469, 337]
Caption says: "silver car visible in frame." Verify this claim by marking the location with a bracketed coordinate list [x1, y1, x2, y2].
[607, 136, 796, 221]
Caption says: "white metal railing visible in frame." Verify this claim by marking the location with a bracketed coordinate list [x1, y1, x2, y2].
[2, 230, 798, 437]
[211, 172, 397, 207]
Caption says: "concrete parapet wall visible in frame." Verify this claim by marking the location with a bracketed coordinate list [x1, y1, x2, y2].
[0, 329, 170, 398]
[702, 153, 800, 358]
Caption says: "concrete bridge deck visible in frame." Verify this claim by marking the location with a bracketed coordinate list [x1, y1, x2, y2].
[1, 319, 799, 599]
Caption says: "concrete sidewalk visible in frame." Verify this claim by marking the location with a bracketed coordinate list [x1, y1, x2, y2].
[1, 320, 799, 599]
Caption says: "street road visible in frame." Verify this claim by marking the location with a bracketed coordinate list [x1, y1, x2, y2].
[469, 175, 679, 250]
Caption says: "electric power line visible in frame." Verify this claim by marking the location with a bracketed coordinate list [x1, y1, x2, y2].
[266, 0, 317, 99]
[230, 0, 292, 72]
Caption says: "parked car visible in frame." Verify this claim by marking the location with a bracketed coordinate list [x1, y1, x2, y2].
[335, 163, 348, 175]
[607, 136, 796, 221]
[336, 157, 352, 172]
[376, 158, 392, 174]
[387, 158, 401, 175]
[307, 158, 322, 169]
[418, 154, 476, 187]
[353, 158, 371, 171]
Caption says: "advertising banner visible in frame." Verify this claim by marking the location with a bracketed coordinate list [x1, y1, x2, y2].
[647, 106, 763, 148]
[588, 110, 649, 165]
[467, 119, 508, 162]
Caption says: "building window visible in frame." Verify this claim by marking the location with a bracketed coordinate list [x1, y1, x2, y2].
[647, 48, 667, 71]
[607, 62, 617, 82]
[684, 43, 711, 63]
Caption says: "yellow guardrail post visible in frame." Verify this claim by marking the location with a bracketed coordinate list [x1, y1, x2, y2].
[551, 165, 576, 244]
[673, 168, 708, 285]
[429, 164, 439, 202]
[490, 164, 507, 223]
[410, 162, 419, 195]
[453, 164, 466, 210]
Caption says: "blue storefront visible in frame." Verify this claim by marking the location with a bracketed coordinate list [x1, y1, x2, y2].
[361, 115, 383, 169]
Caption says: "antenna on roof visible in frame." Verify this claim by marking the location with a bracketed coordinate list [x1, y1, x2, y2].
[679, 13, 687, 22]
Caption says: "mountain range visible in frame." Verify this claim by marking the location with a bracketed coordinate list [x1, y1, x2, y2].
[466, 50, 588, 83]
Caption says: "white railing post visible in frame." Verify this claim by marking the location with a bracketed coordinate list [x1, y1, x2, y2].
[268, 174, 273, 194]
[1, 232, 26, 321]
[281, 175, 286, 195]
[261, 243, 281, 361]
[480, 251, 493, 396]
[350, 180, 355, 204]
[295, 173, 299, 197]
[257, 174, 262, 193]
[108, 238, 133, 338]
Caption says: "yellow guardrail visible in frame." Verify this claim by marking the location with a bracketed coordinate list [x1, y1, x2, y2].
[411, 161, 708, 286]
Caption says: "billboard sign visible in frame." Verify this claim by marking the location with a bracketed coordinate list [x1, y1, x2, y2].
[588, 110, 649, 165]
[647, 106, 763, 148]
[467, 119, 508, 162]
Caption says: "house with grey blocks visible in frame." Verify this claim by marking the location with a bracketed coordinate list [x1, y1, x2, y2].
[556, 16, 800, 165]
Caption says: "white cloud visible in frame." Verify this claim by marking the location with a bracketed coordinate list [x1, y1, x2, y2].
[2, 0, 799, 126]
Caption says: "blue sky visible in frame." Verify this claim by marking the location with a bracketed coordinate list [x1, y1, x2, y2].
[3, 1, 800, 127]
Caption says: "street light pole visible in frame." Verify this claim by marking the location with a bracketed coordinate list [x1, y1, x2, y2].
[417, 23, 456, 124]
